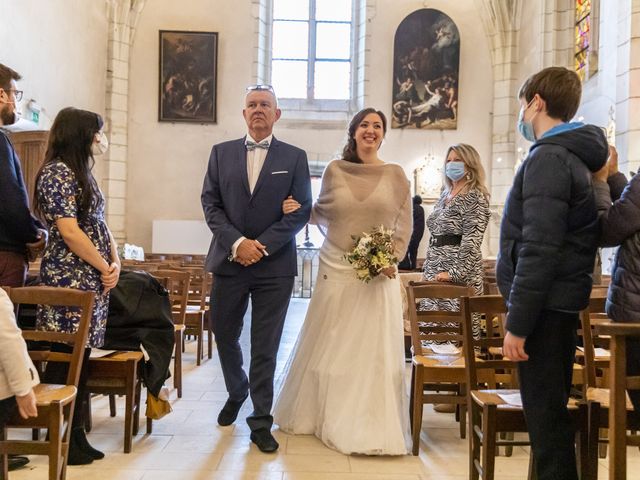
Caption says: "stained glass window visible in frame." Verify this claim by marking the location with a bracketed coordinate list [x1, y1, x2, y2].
[575, 0, 599, 81]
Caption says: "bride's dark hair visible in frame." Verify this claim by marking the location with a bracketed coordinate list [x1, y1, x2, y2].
[341, 107, 387, 164]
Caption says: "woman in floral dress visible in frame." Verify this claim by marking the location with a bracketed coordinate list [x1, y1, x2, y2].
[34, 107, 120, 465]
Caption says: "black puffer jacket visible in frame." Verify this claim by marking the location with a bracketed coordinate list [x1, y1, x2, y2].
[497, 125, 608, 337]
[594, 172, 640, 322]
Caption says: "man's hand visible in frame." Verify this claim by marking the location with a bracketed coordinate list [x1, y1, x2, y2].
[593, 161, 609, 183]
[26, 228, 48, 262]
[608, 145, 619, 176]
[502, 331, 529, 361]
[16, 390, 38, 419]
[235, 239, 267, 266]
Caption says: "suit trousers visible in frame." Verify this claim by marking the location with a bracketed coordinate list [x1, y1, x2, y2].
[0, 251, 27, 288]
[211, 270, 294, 432]
[518, 309, 579, 480]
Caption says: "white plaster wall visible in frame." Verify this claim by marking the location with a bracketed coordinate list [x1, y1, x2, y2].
[126, 0, 494, 250]
[1, 0, 108, 131]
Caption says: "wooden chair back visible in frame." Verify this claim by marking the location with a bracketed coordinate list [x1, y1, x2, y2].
[406, 281, 475, 355]
[153, 269, 190, 325]
[7, 286, 94, 388]
[460, 295, 516, 390]
[1, 286, 94, 480]
[579, 294, 608, 389]
[594, 321, 640, 479]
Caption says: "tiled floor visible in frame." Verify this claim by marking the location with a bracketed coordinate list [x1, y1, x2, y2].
[7, 299, 639, 479]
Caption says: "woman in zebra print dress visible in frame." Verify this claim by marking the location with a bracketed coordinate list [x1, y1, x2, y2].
[420, 143, 491, 341]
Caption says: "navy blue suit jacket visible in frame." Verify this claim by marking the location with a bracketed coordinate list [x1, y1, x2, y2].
[201, 136, 312, 277]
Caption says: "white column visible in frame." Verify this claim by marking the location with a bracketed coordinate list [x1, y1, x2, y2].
[103, 0, 146, 244]
[616, 0, 640, 174]
[475, 0, 523, 255]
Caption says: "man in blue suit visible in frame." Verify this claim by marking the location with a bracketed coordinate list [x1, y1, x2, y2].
[201, 85, 311, 453]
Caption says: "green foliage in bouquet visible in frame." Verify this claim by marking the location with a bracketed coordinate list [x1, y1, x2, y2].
[343, 225, 397, 283]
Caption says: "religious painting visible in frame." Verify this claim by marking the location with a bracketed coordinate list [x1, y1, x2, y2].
[159, 30, 218, 123]
[392, 9, 460, 129]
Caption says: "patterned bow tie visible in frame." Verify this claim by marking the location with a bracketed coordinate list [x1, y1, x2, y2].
[246, 140, 270, 151]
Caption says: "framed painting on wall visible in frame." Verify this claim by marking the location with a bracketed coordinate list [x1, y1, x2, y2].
[392, 9, 460, 130]
[159, 30, 218, 123]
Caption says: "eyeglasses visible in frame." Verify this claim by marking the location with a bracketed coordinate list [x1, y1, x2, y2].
[6, 89, 23, 102]
[246, 84, 275, 95]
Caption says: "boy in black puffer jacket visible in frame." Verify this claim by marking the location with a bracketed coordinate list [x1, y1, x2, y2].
[497, 66, 608, 480]
[593, 146, 640, 421]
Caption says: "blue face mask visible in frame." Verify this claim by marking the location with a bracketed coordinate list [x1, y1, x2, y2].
[445, 161, 466, 182]
[517, 99, 537, 142]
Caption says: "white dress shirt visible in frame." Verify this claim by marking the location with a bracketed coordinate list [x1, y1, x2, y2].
[231, 133, 273, 258]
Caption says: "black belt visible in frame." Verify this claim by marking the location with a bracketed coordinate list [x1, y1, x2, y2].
[430, 234, 462, 247]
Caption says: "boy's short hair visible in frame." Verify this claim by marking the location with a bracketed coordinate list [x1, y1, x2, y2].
[0, 63, 22, 92]
[518, 67, 581, 122]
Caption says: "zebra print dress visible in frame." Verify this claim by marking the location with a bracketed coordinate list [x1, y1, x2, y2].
[420, 187, 491, 340]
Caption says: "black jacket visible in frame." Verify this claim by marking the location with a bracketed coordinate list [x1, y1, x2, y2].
[497, 125, 608, 337]
[594, 172, 640, 323]
[0, 129, 42, 253]
[103, 271, 175, 396]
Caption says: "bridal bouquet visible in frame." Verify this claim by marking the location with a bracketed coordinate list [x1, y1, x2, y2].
[344, 225, 397, 283]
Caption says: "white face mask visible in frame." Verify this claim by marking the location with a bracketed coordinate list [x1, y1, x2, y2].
[91, 131, 109, 156]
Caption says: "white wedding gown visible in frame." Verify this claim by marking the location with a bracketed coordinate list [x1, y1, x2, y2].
[273, 240, 411, 455]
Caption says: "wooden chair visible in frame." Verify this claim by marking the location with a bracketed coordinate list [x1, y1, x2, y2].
[461, 295, 590, 480]
[0, 287, 94, 480]
[406, 281, 475, 455]
[152, 270, 190, 399]
[180, 266, 213, 365]
[581, 297, 640, 480]
[84, 351, 145, 453]
[595, 321, 640, 480]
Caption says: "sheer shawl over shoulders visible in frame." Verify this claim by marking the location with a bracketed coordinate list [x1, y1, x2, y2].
[311, 159, 412, 258]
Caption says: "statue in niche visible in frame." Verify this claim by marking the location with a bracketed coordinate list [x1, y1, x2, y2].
[392, 9, 460, 130]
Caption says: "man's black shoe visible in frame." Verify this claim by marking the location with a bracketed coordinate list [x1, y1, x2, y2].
[217, 394, 248, 426]
[250, 429, 279, 453]
[8, 455, 29, 471]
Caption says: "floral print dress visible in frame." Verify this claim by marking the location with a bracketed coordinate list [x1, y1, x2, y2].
[36, 161, 111, 348]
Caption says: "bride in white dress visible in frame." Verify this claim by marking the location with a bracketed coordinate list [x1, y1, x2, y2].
[273, 108, 413, 455]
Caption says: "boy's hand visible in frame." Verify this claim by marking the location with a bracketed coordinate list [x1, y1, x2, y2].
[608, 146, 619, 176]
[503, 331, 529, 361]
[593, 162, 609, 183]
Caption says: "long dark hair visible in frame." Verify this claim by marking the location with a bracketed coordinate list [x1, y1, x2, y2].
[34, 107, 104, 221]
[341, 108, 387, 164]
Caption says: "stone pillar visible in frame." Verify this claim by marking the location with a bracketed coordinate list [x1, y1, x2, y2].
[541, 0, 573, 68]
[103, 0, 146, 244]
[617, 0, 640, 174]
[475, 0, 522, 255]
[251, 0, 271, 84]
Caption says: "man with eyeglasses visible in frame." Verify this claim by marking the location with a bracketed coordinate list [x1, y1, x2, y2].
[201, 84, 311, 453]
[0, 63, 46, 291]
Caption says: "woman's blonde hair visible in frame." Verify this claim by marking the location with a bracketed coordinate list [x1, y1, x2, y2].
[442, 143, 490, 200]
